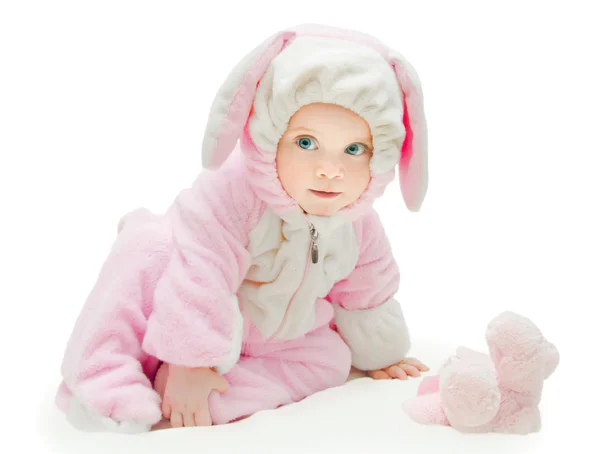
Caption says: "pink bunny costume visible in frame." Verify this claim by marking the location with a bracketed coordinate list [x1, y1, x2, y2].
[55, 23, 428, 433]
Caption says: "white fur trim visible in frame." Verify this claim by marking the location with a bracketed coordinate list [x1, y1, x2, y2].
[248, 36, 405, 175]
[214, 295, 244, 375]
[66, 395, 151, 434]
[240, 207, 359, 340]
[333, 298, 411, 371]
[201, 33, 283, 169]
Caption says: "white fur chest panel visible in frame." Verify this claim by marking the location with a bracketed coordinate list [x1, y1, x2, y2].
[238, 207, 359, 340]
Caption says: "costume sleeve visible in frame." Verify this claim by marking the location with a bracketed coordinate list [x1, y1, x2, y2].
[327, 209, 411, 371]
[142, 157, 263, 374]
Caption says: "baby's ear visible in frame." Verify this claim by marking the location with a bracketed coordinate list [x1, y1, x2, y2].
[201, 30, 296, 171]
[387, 50, 428, 212]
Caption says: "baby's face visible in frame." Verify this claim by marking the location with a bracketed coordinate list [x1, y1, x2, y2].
[276, 103, 373, 216]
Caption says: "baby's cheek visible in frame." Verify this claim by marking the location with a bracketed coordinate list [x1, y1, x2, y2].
[345, 164, 371, 194]
[277, 153, 301, 192]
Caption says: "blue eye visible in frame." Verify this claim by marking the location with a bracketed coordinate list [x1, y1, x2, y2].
[346, 143, 366, 156]
[297, 137, 316, 150]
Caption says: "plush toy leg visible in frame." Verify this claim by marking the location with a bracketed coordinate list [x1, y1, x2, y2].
[416, 375, 440, 395]
[495, 406, 541, 435]
[402, 393, 450, 426]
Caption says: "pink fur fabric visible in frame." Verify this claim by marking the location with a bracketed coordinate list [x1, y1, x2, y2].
[402, 311, 559, 434]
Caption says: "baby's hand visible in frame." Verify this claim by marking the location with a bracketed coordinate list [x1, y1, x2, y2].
[161, 364, 229, 428]
[367, 357, 430, 380]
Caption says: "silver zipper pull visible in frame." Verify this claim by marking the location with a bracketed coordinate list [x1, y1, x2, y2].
[309, 223, 319, 264]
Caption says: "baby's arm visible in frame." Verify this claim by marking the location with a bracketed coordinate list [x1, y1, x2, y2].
[142, 158, 258, 374]
[327, 209, 428, 378]
[142, 158, 264, 425]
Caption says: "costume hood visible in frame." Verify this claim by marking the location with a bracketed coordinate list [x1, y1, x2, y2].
[200, 23, 428, 220]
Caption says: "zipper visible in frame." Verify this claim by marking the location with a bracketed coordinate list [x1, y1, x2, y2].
[309, 222, 319, 264]
[267, 214, 318, 341]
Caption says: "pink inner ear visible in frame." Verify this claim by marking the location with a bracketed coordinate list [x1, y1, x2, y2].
[400, 92, 414, 173]
[390, 58, 426, 212]
[398, 83, 420, 211]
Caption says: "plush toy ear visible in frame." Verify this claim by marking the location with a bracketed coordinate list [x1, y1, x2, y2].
[388, 50, 429, 212]
[201, 30, 296, 170]
[495, 354, 546, 392]
[402, 393, 450, 426]
[543, 341, 560, 379]
[496, 341, 559, 387]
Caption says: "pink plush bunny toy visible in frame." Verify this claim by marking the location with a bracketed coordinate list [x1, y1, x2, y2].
[402, 311, 559, 434]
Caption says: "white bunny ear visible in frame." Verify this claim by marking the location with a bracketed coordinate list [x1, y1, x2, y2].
[201, 30, 296, 170]
[388, 51, 429, 212]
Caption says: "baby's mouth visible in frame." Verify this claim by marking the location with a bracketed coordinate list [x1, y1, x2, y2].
[310, 189, 342, 199]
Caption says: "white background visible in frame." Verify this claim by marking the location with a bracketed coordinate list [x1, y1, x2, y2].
[1, 1, 599, 453]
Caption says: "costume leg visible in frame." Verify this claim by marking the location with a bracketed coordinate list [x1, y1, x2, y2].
[56, 208, 170, 431]
[153, 324, 352, 426]
[210, 324, 352, 424]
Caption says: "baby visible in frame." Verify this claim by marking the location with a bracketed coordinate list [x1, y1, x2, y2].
[153, 101, 429, 428]
[55, 23, 430, 433]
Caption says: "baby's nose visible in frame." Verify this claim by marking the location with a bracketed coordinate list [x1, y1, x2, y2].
[316, 160, 344, 179]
